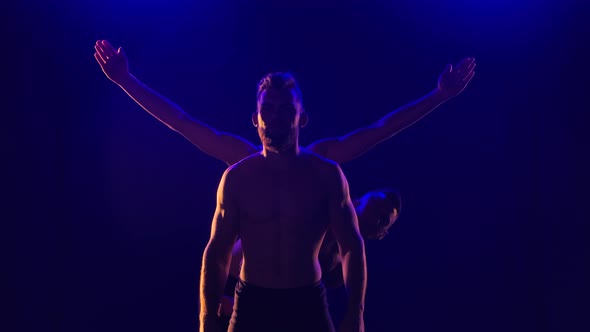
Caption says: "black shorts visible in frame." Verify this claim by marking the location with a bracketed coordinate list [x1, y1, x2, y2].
[228, 279, 335, 332]
[326, 284, 348, 331]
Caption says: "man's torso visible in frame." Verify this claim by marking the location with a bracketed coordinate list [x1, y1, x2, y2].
[230, 150, 337, 288]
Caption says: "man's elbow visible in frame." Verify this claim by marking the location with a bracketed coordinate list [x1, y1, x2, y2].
[340, 233, 365, 258]
[203, 242, 231, 266]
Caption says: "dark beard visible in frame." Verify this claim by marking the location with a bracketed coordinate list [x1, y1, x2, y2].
[258, 126, 296, 151]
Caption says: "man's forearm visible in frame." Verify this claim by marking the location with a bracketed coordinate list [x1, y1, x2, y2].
[375, 88, 449, 140]
[115, 74, 257, 165]
[308, 88, 452, 163]
[199, 247, 231, 321]
[341, 239, 367, 314]
[116, 74, 194, 130]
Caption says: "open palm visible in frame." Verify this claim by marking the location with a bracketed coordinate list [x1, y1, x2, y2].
[437, 57, 476, 99]
[94, 40, 130, 84]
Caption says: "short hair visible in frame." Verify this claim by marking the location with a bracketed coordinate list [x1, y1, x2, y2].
[257, 72, 303, 104]
[378, 189, 402, 213]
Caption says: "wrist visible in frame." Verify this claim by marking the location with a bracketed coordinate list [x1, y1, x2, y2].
[115, 73, 135, 89]
[432, 87, 452, 102]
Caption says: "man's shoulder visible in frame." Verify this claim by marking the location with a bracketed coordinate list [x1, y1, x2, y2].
[299, 148, 340, 170]
[299, 149, 344, 187]
[228, 152, 263, 170]
[222, 152, 263, 181]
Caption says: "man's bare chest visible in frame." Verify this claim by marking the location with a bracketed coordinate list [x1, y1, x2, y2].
[237, 171, 328, 223]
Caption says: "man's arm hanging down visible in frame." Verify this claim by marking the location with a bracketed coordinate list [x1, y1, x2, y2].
[199, 168, 240, 331]
[328, 163, 367, 330]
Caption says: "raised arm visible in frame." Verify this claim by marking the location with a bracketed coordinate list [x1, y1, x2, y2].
[94, 40, 258, 165]
[307, 57, 476, 163]
[328, 164, 367, 331]
[199, 168, 240, 331]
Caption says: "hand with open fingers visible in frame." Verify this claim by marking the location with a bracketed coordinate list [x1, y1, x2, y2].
[93, 40, 130, 85]
[437, 57, 476, 100]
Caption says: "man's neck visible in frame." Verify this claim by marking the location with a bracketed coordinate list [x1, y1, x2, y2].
[262, 143, 300, 159]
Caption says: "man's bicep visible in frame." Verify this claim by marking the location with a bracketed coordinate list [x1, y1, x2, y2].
[208, 169, 240, 250]
[308, 125, 382, 164]
[208, 206, 240, 250]
[328, 166, 362, 252]
[177, 118, 258, 166]
[217, 133, 259, 165]
[330, 201, 361, 252]
[306, 139, 332, 158]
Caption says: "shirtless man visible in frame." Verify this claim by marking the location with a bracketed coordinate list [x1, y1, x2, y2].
[216, 189, 401, 331]
[93, 40, 474, 330]
[200, 73, 366, 332]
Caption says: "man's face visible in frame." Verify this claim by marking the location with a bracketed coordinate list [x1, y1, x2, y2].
[357, 192, 400, 240]
[254, 88, 303, 150]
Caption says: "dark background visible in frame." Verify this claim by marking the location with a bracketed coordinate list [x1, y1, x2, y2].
[5, 0, 589, 331]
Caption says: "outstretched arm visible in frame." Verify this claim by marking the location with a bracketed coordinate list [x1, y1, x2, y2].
[307, 57, 476, 163]
[94, 40, 258, 165]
